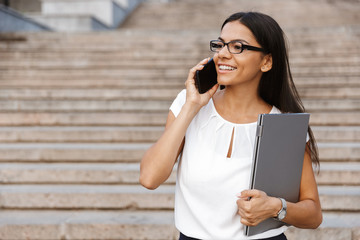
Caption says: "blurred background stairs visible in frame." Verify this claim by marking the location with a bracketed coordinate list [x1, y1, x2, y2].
[0, 0, 359, 239]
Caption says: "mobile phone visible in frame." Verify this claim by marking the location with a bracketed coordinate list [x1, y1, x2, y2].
[195, 58, 218, 94]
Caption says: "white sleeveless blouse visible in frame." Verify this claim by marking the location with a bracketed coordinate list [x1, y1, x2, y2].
[170, 89, 288, 239]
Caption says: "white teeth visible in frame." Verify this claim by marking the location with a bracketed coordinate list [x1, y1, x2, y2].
[219, 65, 236, 71]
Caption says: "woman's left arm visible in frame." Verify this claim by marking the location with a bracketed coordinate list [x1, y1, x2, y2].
[237, 148, 323, 228]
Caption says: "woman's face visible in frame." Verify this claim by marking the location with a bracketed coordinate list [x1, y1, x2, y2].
[213, 21, 268, 88]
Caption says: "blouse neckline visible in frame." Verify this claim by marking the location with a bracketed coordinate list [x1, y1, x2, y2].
[209, 98, 275, 127]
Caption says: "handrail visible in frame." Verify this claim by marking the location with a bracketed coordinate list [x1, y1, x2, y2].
[0, 4, 53, 32]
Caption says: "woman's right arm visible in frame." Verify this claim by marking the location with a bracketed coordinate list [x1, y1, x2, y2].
[140, 58, 218, 190]
[139, 103, 200, 190]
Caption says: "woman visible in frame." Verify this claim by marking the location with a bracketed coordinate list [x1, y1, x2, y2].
[140, 12, 322, 240]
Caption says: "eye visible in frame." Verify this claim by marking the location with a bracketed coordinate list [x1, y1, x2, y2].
[232, 42, 243, 50]
[211, 42, 223, 49]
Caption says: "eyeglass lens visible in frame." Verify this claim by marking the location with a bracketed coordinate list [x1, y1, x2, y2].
[210, 40, 243, 54]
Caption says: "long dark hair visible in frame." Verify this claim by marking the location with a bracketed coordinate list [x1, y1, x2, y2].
[221, 12, 319, 167]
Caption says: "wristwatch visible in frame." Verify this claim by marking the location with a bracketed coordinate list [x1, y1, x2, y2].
[275, 198, 287, 221]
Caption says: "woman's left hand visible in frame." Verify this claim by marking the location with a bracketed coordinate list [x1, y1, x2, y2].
[236, 189, 281, 226]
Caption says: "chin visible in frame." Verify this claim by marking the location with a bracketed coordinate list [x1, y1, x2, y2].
[217, 77, 233, 86]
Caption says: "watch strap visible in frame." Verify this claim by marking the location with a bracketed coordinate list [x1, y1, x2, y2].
[276, 198, 287, 221]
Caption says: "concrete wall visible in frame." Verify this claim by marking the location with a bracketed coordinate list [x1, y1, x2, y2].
[6, 0, 42, 12]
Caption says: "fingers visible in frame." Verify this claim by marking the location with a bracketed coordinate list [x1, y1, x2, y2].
[205, 83, 219, 96]
[237, 189, 264, 199]
[237, 199, 261, 226]
[184, 57, 216, 108]
[193, 57, 210, 72]
[236, 189, 270, 227]
[186, 57, 210, 85]
[240, 216, 259, 227]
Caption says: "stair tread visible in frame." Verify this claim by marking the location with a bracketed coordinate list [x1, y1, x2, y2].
[0, 210, 175, 225]
[0, 162, 140, 170]
[0, 210, 358, 227]
[2, 161, 360, 171]
[0, 143, 151, 149]
[0, 184, 358, 195]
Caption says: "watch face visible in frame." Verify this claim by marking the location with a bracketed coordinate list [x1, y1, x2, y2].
[279, 210, 286, 220]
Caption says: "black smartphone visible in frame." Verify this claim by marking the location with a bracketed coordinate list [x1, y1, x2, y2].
[195, 58, 218, 94]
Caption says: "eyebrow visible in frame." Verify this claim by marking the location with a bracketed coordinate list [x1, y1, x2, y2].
[218, 37, 250, 44]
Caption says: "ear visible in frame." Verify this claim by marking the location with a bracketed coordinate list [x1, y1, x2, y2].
[260, 54, 272, 72]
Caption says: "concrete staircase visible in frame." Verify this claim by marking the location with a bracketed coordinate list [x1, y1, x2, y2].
[0, 0, 360, 239]
[2, 0, 142, 32]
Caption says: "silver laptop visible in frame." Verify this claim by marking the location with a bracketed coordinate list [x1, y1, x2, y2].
[245, 113, 310, 236]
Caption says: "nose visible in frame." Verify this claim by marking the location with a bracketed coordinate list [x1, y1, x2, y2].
[217, 44, 232, 59]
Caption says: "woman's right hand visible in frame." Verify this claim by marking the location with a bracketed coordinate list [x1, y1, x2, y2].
[184, 58, 219, 111]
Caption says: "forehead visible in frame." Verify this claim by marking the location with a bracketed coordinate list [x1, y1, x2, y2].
[220, 21, 257, 44]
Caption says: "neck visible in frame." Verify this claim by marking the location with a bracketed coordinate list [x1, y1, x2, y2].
[213, 83, 271, 124]
[222, 85, 266, 113]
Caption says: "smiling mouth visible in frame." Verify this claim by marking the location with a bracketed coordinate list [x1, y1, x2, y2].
[218, 65, 237, 71]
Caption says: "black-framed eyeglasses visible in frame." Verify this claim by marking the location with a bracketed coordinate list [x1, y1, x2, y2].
[210, 39, 266, 54]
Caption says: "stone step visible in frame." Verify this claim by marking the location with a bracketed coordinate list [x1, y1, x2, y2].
[317, 143, 360, 162]
[2, 55, 356, 70]
[0, 112, 359, 126]
[0, 126, 164, 143]
[0, 210, 178, 240]
[0, 29, 357, 44]
[0, 67, 359, 80]
[0, 143, 150, 162]
[0, 77, 359, 89]
[1, 35, 357, 48]
[298, 87, 360, 99]
[1, 56, 359, 68]
[312, 126, 360, 142]
[0, 49, 358, 62]
[0, 50, 202, 59]
[0, 87, 181, 101]
[286, 226, 359, 240]
[1, 49, 359, 60]
[0, 62, 358, 73]
[309, 112, 360, 126]
[302, 99, 360, 112]
[0, 88, 185, 100]
[0, 99, 357, 112]
[0, 78, 184, 88]
[0, 210, 359, 240]
[0, 27, 357, 40]
[318, 186, 360, 211]
[0, 43, 199, 52]
[0, 163, 145, 184]
[0, 184, 358, 211]
[1, 48, 359, 59]
[0, 69, 190, 79]
[0, 87, 359, 101]
[0, 25, 357, 40]
[0, 112, 168, 126]
[293, 77, 360, 88]
[0, 126, 356, 143]
[1, 162, 359, 186]
[0, 142, 358, 163]
[0, 99, 173, 112]
[0, 184, 175, 210]
[316, 162, 360, 186]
